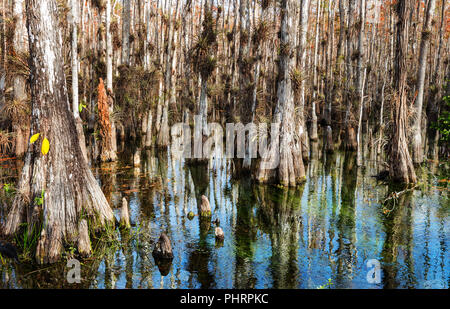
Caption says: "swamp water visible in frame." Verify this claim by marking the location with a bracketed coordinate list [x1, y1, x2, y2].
[0, 148, 448, 289]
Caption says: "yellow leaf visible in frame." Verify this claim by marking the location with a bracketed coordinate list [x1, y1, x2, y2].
[30, 133, 40, 144]
[41, 138, 50, 155]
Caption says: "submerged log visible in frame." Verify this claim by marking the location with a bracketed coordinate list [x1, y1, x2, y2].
[120, 197, 131, 229]
[77, 219, 91, 257]
[152, 232, 173, 260]
[200, 195, 211, 217]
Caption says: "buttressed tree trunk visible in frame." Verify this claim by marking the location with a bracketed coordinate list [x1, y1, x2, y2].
[389, 0, 416, 184]
[4, 0, 115, 264]
[257, 0, 305, 187]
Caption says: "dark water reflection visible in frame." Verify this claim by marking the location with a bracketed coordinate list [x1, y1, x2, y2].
[0, 147, 448, 289]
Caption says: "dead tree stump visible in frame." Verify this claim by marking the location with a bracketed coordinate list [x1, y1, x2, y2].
[152, 232, 173, 260]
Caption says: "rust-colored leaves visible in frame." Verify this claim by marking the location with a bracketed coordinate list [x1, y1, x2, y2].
[98, 78, 111, 149]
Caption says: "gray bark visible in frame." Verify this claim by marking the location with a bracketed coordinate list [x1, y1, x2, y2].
[121, 0, 131, 65]
[412, 0, 435, 164]
[70, 0, 88, 163]
[5, 0, 114, 264]
[390, 0, 417, 183]
[12, 0, 29, 157]
[257, 0, 305, 187]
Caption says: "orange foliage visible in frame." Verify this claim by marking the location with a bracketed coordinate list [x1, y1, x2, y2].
[97, 78, 111, 148]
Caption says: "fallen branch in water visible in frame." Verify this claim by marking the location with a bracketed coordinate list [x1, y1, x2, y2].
[381, 184, 418, 205]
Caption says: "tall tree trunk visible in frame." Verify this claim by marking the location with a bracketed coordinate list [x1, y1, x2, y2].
[257, 0, 305, 187]
[0, 0, 5, 112]
[101, 0, 117, 162]
[412, 0, 435, 164]
[106, 0, 113, 91]
[336, 0, 345, 62]
[70, 0, 88, 162]
[356, 68, 367, 166]
[154, 0, 164, 135]
[356, 0, 366, 95]
[122, 0, 131, 65]
[4, 0, 115, 264]
[12, 0, 29, 157]
[298, 0, 311, 162]
[237, 0, 251, 123]
[157, 0, 179, 147]
[344, 0, 357, 151]
[389, 0, 417, 184]
[310, 0, 321, 142]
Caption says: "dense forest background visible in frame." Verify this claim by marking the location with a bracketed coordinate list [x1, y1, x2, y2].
[0, 0, 448, 169]
[0, 0, 449, 264]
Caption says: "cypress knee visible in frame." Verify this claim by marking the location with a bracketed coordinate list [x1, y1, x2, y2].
[200, 195, 211, 217]
[120, 197, 131, 229]
[152, 232, 173, 260]
[215, 227, 224, 241]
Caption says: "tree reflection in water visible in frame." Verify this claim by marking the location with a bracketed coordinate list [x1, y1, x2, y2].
[0, 147, 448, 289]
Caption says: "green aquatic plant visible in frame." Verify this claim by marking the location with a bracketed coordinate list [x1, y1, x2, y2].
[14, 222, 44, 261]
[317, 278, 333, 289]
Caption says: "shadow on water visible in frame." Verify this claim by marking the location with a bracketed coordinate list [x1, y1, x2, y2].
[0, 145, 449, 289]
